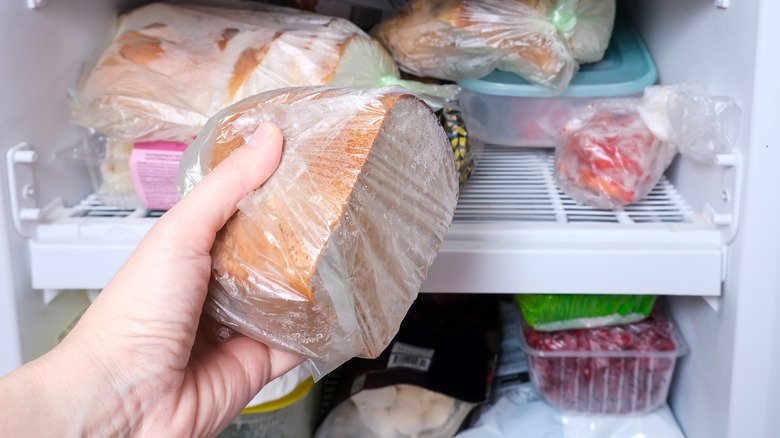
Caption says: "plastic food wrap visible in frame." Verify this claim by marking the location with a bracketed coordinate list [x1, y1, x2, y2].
[458, 300, 686, 437]
[555, 99, 677, 209]
[515, 294, 658, 331]
[177, 86, 460, 378]
[639, 83, 742, 163]
[70, 2, 458, 208]
[314, 294, 498, 438]
[519, 303, 687, 414]
[316, 385, 475, 438]
[436, 104, 477, 184]
[371, 0, 616, 94]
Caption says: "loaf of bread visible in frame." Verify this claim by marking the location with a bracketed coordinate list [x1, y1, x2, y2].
[178, 86, 459, 378]
[70, 2, 458, 206]
[371, 0, 615, 94]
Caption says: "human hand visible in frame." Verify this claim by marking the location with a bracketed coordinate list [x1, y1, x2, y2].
[0, 122, 303, 437]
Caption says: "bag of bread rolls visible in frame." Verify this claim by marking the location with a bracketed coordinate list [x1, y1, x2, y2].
[70, 2, 458, 209]
[371, 0, 615, 95]
[178, 86, 460, 378]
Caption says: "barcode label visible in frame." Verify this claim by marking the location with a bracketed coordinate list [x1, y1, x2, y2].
[387, 342, 435, 372]
[388, 354, 432, 372]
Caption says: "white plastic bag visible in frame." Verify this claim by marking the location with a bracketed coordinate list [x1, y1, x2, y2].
[639, 83, 741, 163]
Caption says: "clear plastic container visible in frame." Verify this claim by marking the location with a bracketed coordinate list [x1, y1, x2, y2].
[517, 304, 687, 415]
[458, 13, 657, 147]
[218, 377, 319, 438]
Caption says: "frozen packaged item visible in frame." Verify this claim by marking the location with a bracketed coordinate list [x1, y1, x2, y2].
[436, 104, 477, 184]
[70, 2, 458, 209]
[555, 99, 677, 209]
[519, 303, 687, 414]
[317, 385, 474, 438]
[638, 82, 742, 164]
[178, 86, 460, 379]
[315, 294, 499, 438]
[457, 13, 657, 147]
[371, 0, 616, 94]
[515, 294, 658, 331]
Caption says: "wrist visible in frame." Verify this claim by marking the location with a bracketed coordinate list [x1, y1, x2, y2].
[0, 340, 141, 437]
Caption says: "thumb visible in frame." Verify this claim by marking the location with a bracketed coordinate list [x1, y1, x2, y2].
[169, 121, 284, 243]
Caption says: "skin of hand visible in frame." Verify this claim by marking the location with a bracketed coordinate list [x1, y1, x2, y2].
[0, 122, 304, 437]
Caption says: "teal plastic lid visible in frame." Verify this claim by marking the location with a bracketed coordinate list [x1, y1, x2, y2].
[457, 14, 657, 98]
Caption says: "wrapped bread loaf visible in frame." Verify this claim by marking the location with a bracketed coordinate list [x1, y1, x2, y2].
[178, 86, 460, 378]
[71, 2, 458, 207]
[371, 0, 615, 94]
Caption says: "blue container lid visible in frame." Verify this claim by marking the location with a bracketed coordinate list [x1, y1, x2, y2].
[457, 14, 657, 98]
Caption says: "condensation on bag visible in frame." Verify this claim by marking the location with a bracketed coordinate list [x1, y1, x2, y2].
[177, 86, 459, 379]
[372, 0, 616, 94]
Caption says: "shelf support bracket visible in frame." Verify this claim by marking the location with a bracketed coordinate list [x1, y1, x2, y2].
[5, 142, 62, 239]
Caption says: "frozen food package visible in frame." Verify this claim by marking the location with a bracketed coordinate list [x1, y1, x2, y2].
[458, 299, 686, 437]
[555, 99, 677, 209]
[638, 83, 742, 163]
[70, 1, 458, 209]
[314, 294, 499, 438]
[519, 303, 687, 415]
[436, 104, 478, 184]
[371, 0, 616, 94]
[515, 294, 658, 331]
[177, 86, 460, 378]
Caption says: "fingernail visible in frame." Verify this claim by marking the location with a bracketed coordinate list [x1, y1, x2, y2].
[247, 122, 275, 149]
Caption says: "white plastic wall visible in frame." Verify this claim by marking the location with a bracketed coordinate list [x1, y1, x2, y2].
[0, 0, 145, 375]
[628, 1, 780, 437]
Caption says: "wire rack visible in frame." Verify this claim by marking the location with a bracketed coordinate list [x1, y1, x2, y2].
[71, 146, 695, 226]
[455, 146, 695, 224]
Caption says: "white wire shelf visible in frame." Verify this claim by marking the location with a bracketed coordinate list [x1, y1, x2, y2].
[29, 146, 723, 295]
[454, 147, 694, 224]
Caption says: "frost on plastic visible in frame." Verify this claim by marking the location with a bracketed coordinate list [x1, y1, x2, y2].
[177, 86, 459, 379]
[69, 2, 458, 202]
[371, 0, 616, 94]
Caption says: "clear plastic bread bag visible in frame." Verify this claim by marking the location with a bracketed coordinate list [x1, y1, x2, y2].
[69, 2, 458, 207]
[555, 99, 677, 209]
[177, 86, 460, 379]
[372, 0, 616, 95]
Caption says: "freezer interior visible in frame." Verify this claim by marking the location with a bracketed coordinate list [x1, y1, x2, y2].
[1, 1, 779, 437]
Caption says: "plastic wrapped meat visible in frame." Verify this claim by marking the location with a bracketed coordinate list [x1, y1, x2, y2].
[178, 86, 460, 378]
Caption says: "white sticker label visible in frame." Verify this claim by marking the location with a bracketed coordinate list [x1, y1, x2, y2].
[387, 342, 434, 372]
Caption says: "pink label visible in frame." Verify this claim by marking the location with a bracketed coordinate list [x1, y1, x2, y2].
[129, 141, 188, 210]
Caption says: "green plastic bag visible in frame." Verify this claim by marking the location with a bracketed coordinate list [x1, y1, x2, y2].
[514, 294, 657, 331]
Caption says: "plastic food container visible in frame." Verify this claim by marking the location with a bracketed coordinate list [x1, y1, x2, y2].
[517, 304, 687, 415]
[514, 294, 658, 331]
[457, 14, 657, 147]
[218, 377, 319, 438]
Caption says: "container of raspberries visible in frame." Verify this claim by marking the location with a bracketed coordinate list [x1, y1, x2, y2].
[517, 302, 687, 415]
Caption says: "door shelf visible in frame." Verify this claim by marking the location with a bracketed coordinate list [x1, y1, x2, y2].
[29, 146, 723, 295]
